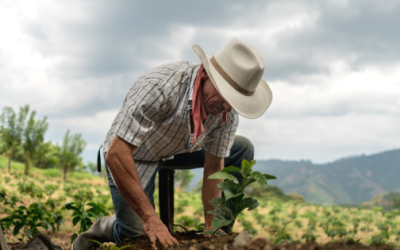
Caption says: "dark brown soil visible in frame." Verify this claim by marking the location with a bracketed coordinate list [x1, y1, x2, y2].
[6, 232, 400, 250]
[91, 231, 399, 250]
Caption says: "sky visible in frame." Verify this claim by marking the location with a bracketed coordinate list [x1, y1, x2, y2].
[1, 0, 399, 164]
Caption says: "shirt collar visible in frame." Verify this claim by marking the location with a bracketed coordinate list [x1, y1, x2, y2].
[188, 64, 201, 102]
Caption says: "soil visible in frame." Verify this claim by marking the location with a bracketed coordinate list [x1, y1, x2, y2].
[92, 231, 399, 250]
[5, 231, 400, 250]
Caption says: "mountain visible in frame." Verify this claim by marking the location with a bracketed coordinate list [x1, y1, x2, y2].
[254, 148, 400, 205]
[187, 148, 400, 205]
[363, 191, 400, 210]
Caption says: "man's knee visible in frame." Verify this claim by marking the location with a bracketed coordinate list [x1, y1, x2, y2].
[234, 135, 254, 160]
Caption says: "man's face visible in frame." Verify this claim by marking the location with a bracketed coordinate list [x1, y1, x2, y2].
[202, 69, 233, 116]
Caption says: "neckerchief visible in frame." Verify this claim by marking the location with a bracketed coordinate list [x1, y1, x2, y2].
[191, 65, 227, 143]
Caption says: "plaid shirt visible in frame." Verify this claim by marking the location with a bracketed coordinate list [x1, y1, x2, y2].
[102, 61, 239, 188]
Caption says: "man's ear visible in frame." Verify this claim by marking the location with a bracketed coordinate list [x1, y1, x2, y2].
[201, 67, 209, 80]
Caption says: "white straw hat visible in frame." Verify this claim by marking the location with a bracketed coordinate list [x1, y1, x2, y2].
[192, 37, 273, 119]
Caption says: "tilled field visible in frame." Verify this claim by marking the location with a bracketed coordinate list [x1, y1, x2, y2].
[5, 231, 400, 250]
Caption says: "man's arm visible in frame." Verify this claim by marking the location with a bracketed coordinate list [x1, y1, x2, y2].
[202, 151, 224, 231]
[105, 135, 178, 247]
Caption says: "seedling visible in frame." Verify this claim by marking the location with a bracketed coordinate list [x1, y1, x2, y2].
[202, 159, 276, 235]
[90, 239, 135, 250]
[64, 201, 109, 244]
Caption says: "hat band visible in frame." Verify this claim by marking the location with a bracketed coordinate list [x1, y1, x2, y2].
[210, 56, 255, 96]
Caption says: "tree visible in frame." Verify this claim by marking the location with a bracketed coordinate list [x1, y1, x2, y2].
[0, 105, 29, 173]
[34, 142, 60, 169]
[87, 162, 107, 183]
[22, 108, 48, 175]
[174, 170, 195, 191]
[393, 198, 400, 209]
[59, 130, 86, 181]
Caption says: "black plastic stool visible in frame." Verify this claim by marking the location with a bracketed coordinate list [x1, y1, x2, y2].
[158, 166, 201, 233]
[158, 168, 176, 233]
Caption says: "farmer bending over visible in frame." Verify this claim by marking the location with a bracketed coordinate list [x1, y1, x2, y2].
[73, 38, 273, 250]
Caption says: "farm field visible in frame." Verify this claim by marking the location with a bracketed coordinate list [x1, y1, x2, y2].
[1, 158, 400, 249]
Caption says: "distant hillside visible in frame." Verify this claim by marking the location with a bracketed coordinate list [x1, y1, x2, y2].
[363, 191, 400, 210]
[189, 148, 400, 205]
[254, 148, 400, 205]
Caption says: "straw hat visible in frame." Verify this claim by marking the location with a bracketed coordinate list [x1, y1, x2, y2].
[192, 37, 273, 119]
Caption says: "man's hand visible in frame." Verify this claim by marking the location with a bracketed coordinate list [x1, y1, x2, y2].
[143, 215, 179, 248]
[106, 135, 178, 248]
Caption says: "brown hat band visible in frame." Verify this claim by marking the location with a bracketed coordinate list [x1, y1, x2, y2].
[210, 56, 255, 96]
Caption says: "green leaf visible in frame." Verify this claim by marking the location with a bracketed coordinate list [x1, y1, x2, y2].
[251, 171, 268, 190]
[211, 218, 233, 232]
[206, 207, 233, 220]
[237, 197, 259, 213]
[243, 176, 256, 188]
[26, 229, 32, 238]
[71, 233, 78, 245]
[217, 181, 242, 200]
[221, 166, 242, 174]
[115, 244, 137, 250]
[209, 197, 225, 207]
[208, 172, 239, 184]
[72, 216, 80, 226]
[64, 202, 78, 211]
[264, 174, 277, 180]
[199, 230, 225, 236]
[89, 239, 108, 250]
[241, 159, 256, 175]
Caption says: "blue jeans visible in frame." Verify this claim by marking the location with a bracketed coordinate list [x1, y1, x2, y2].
[106, 135, 254, 243]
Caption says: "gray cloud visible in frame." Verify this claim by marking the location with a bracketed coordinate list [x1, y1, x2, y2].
[1, 0, 400, 163]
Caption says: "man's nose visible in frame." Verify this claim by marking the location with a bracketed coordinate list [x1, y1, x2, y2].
[223, 102, 232, 112]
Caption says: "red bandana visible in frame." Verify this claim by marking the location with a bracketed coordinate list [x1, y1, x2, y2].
[191, 65, 227, 143]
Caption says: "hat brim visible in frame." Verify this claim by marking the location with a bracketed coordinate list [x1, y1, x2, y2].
[193, 44, 273, 119]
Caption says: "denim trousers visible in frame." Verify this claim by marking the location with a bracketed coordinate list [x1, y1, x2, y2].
[106, 135, 254, 243]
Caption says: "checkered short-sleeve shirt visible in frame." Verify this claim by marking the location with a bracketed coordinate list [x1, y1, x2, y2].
[102, 61, 239, 188]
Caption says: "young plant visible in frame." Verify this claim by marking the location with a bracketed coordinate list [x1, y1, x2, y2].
[64, 201, 109, 244]
[203, 159, 276, 235]
[89, 239, 135, 250]
[0, 202, 63, 240]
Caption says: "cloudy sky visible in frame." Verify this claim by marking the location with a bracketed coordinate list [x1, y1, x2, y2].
[1, 0, 399, 164]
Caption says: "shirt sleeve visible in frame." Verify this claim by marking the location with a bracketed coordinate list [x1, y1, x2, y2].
[204, 110, 239, 157]
[114, 79, 169, 147]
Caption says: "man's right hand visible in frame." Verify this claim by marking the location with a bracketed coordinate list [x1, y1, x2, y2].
[142, 214, 179, 248]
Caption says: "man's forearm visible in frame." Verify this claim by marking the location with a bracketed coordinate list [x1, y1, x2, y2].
[106, 144, 156, 221]
[202, 174, 223, 227]
[202, 152, 224, 228]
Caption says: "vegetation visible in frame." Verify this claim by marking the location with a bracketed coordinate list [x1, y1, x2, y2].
[0, 105, 29, 173]
[59, 130, 86, 181]
[204, 159, 276, 234]
[1, 104, 400, 248]
[0, 159, 111, 247]
[175, 170, 195, 191]
[0, 105, 87, 180]
[2, 158, 400, 248]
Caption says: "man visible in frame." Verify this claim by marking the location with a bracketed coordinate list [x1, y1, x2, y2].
[73, 38, 273, 250]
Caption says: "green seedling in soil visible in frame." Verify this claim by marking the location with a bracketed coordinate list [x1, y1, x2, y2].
[44, 184, 59, 196]
[202, 159, 276, 235]
[64, 201, 109, 244]
[0, 187, 6, 203]
[268, 222, 293, 243]
[5, 177, 11, 183]
[369, 234, 387, 245]
[90, 239, 135, 250]
[0, 202, 63, 240]
[17, 180, 44, 199]
[301, 232, 317, 243]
